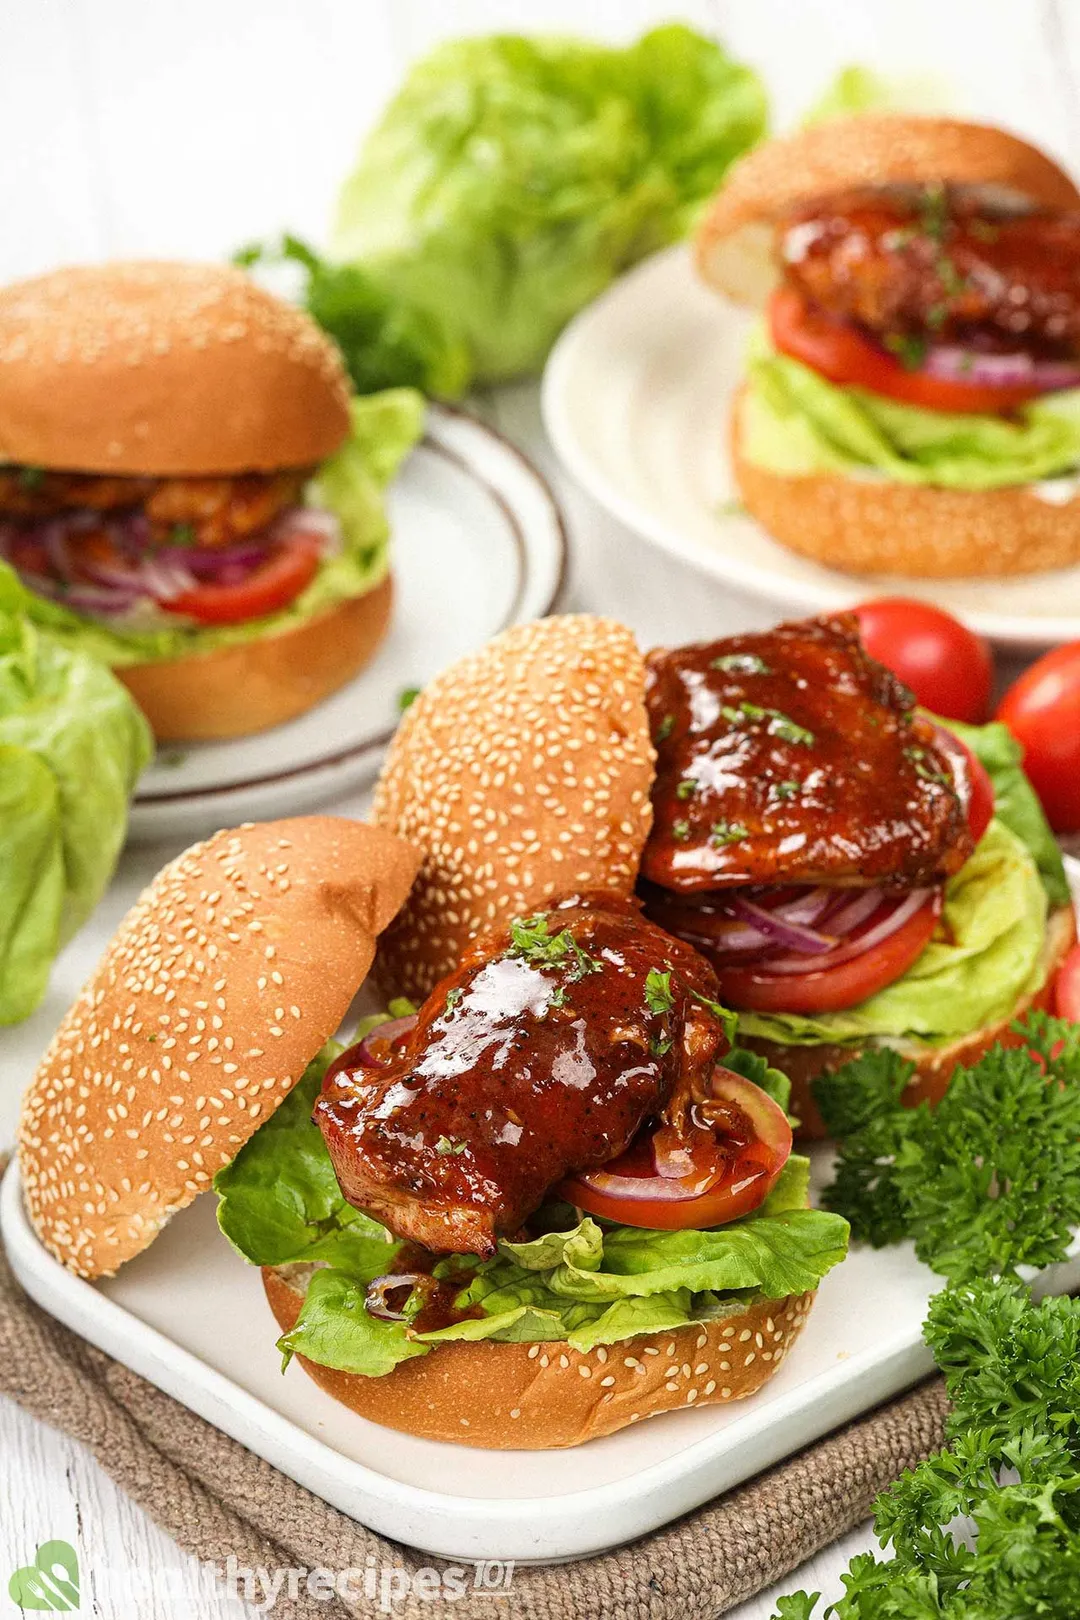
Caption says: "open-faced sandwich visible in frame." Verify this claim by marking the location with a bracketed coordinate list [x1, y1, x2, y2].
[0, 263, 423, 739]
[695, 114, 1080, 576]
[16, 617, 850, 1449]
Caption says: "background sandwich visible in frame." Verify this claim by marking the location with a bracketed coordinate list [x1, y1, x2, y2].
[696, 115, 1080, 577]
[0, 262, 423, 739]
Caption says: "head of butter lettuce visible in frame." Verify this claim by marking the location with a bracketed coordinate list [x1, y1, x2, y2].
[741, 329, 1080, 492]
[215, 1049, 847, 1379]
[278, 26, 765, 396]
[737, 719, 1070, 1052]
[18, 389, 425, 668]
[0, 566, 152, 1024]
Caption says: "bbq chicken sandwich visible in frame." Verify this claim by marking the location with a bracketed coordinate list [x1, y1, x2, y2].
[696, 115, 1080, 576]
[17, 618, 850, 1450]
[0, 262, 422, 739]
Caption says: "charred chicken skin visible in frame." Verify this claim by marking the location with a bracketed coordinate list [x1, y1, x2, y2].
[641, 614, 971, 895]
[777, 185, 1080, 360]
[315, 896, 729, 1256]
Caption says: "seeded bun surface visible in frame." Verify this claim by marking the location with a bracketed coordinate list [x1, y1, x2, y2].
[264, 1262, 815, 1449]
[17, 817, 418, 1279]
[696, 115, 1080, 311]
[0, 262, 351, 474]
[371, 614, 656, 1000]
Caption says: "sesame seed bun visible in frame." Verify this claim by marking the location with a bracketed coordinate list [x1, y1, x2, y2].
[16, 816, 419, 1279]
[730, 391, 1080, 577]
[695, 116, 1080, 310]
[117, 574, 393, 741]
[745, 902, 1077, 1138]
[263, 1262, 815, 1449]
[0, 262, 350, 475]
[370, 614, 656, 1000]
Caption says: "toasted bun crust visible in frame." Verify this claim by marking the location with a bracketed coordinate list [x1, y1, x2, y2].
[117, 575, 393, 742]
[731, 392, 1080, 578]
[263, 1262, 814, 1449]
[371, 614, 656, 1000]
[696, 116, 1080, 309]
[17, 817, 419, 1278]
[0, 262, 351, 474]
[746, 903, 1077, 1139]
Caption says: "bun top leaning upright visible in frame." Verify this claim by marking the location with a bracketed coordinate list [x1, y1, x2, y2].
[696, 115, 1080, 309]
[17, 817, 419, 1280]
[0, 261, 352, 475]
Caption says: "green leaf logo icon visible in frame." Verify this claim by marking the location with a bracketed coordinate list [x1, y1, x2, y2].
[8, 1541, 80, 1611]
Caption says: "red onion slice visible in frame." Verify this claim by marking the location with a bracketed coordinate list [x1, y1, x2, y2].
[820, 887, 886, 939]
[922, 345, 1080, 394]
[729, 894, 837, 955]
[365, 1273, 431, 1322]
[756, 888, 936, 977]
[355, 1013, 417, 1068]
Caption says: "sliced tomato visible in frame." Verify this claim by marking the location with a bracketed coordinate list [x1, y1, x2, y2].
[769, 287, 1043, 415]
[710, 890, 943, 1015]
[163, 532, 321, 625]
[1055, 944, 1080, 1022]
[929, 723, 995, 844]
[558, 1069, 792, 1231]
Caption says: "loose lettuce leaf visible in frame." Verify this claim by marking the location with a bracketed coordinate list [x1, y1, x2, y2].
[21, 390, 424, 667]
[801, 65, 950, 125]
[741, 331, 1080, 491]
[215, 1026, 847, 1379]
[0, 571, 151, 1023]
[328, 26, 766, 386]
[738, 819, 1049, 1049]
[942, 717, 1069, 907]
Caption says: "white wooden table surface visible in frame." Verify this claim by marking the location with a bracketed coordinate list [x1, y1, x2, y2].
[2, 3, 1078, 1614]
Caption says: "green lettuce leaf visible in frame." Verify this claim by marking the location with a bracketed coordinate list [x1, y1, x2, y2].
[328, 26, 766, 386]
[942, 717, 1069, 907]
[0, 569, 151, 1023]
[738, 818, 1049, 1050]
[741, 331, 1080, 491]
[215, 1045, 397, 1274]
[215, 1023, 847, 1379]
[20, 389, 424, 667]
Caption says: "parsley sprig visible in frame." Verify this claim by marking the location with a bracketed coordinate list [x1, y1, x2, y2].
[774, 1015, 1080, 1618]
[507, 913, 602, 982]
[815, 1014, 1080, 1283]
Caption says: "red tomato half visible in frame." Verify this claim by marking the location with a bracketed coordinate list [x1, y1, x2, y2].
[853, 598, 993, 724]
[559, 1069, 792, 1231]
[710, 890, 943, 1015]
[769, 287, 1042, 415]
[996, 643, 1080, 835]
[1055, 945, 1080, 1022]
[164, 532, 321, 625]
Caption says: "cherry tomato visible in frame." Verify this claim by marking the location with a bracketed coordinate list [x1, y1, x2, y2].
[710, 890, 943, 1015]
[559, 1069, 792, 1231]
[164, 531, 321, 625]
[996, 643, 1080, 834]
[1054, 945, 1080, 1022]
[929, 723, 995, 843]
[852, 598, 993, 724]
[769, 287, 1042, 415]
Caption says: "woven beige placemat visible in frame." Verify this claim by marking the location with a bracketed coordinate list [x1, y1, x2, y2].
[0, 1171, 948, 1620]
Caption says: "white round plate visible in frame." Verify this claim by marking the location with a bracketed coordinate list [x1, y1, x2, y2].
[543, 244, 1080, 650]
[129, 405, 567, 843]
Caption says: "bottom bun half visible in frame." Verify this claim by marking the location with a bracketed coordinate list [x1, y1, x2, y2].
[263, 1263, 815, 1449]
[731, 393, 1080, 579]
[746, 903, 1077, 1139]
[117, 575, 392, 742]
